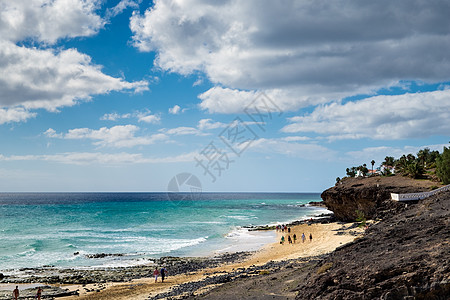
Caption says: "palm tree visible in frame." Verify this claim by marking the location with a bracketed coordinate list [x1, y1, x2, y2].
[371, 160, 375, 175]
[383, 156, 394, 167]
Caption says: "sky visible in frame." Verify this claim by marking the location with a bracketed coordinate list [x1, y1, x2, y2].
[0, 0, 449, 192]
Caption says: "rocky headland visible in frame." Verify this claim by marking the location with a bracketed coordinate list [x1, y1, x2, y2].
[321, 175, 443, 221]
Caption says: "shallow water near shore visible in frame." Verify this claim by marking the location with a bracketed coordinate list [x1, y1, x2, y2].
[0, 192, 327, 271]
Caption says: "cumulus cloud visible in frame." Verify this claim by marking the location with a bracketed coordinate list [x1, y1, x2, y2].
[0, 0, 149, 122]
[0, 0, 104, 44]
[130, 0, 450, 113]
[198, 87, 326, 114]
[45, 125, 167, 148]
[197, 119, 227, 131]
[137, 111, 161, 124]
[282, 89, 450, 140]
[0, 107, 36, 125]
[168, 104, 181, 114]
[0, 41, 148, 111]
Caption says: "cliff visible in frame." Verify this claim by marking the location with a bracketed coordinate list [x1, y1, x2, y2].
[321, 175, 440, 221]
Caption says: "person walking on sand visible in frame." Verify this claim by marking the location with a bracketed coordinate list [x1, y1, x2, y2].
[36, 287, 42, 300]
[288, 235, 292, 244]
[13, 286, 19, 300]
[293, 233, 297, 243]
[309, 233, 313, 242]
[153, 267, 160, 283]
[280, 236, 285, 244]
[160, 267, 167, 283]
[301, 233, 306, 243]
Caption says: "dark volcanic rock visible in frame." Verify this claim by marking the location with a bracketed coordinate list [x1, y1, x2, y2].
[85, 253, 124, 259]
[0, 252, 253, 285]
[321, 176, 440, 221]
[295, 190, 450, 300]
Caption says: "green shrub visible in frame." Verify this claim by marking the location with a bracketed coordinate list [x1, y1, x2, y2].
[355, 210, 366, 228]
[436, 147, 450, 184]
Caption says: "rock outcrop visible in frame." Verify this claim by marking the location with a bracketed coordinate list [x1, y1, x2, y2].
[321, 175, 440, 221]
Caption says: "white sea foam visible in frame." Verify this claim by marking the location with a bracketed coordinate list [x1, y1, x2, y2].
[224, 215, 258, 220]
[188, 221, 225, 224]
[215, 227, 276, 254]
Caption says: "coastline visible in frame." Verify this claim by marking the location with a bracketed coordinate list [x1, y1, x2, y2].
[0, 210, 363, 300]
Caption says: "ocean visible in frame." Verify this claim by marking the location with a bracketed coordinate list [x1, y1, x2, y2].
[0, 193, 327, 271]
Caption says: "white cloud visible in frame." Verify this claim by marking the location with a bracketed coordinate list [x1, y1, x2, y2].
[44, 128, 62, 138]
[198, 87, 332, 114]
[0, 41, 148, 112]
[193, 78, 203, 86]
[130, 0, 450, 113]
[197, 119, 227, 131]
[0, 1, 149, 123]
[106, 0, 140, 19]
[282, 89, 450, 140]
[100, 111, 160, 123]
[0, 0, 104, 44]
[168, 104, 181, 115]
[137, 111, 161, 124]
[249, 138, 335, 161]
[346, 143, 449, 165]
[100, 113, 132, 121]
[45, 125, 167, 148]
[281, 136, 311, 142]
[160, 118, 257, 136]
[0, 107, 36, 125]
[160, 126, 207, 136]
[0, 151, 197, 165]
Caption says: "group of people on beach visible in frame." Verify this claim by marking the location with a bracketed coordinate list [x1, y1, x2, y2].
[280, 232, 313, 245]
[276, 224, 291, 232]
[12, 286, 42, 300]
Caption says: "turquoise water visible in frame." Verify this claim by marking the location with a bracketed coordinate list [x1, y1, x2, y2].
[0, 193, 325, 271]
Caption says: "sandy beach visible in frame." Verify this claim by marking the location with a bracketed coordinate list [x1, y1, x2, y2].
[54, 221, 363, 300]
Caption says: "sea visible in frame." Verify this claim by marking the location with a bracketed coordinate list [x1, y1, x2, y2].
[0, 192, 327, 272]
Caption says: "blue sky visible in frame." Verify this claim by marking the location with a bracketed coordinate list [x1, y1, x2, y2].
[0, 0, 449, 192]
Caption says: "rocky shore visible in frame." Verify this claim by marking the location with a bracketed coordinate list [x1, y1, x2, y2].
[0, 252, 252, 286]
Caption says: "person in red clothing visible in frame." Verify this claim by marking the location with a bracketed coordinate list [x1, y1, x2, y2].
[153, 267, 160, 283]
